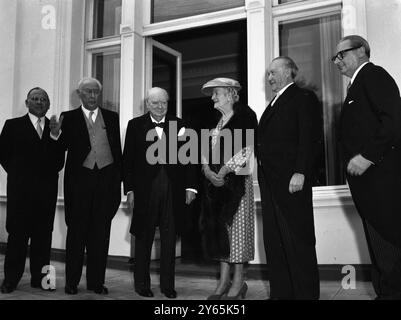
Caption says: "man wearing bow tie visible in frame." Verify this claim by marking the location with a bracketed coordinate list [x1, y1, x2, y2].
[257, 57, 322, 299]
[0, 88, 64, 293]
[123, 87, 197, 299]
[334, 35, 401, 300]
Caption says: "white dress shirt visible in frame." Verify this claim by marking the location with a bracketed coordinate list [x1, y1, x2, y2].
[350, 62, 369, 85]
[150, 115, 165, 139]
[270, 82, 295, 107]
[28, 112, 44, 135]
[81, 105, 99, 122]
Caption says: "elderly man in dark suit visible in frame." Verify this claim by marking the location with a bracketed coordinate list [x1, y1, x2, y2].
[0, 87, 64, 293]
[257, 57, 322, 300]
[333, 35, 401, 300]
[49, 77, 122, 295]
[123, 87, 197, 299]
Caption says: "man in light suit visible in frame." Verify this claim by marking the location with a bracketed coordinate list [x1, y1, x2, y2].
[333, 35, 401, 300]
[0, 88, 64, 293]
[50, 77, 122, 295]
[123, 87, 197, 299]
[257, 57, 322, 299]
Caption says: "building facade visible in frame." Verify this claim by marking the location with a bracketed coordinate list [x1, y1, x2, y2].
[1, 0, 401, 265]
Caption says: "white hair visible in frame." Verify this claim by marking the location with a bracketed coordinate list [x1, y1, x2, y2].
[77, 77, 103, 91]
[146, 87, 169, 102]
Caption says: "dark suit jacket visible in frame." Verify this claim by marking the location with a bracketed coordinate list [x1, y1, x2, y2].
[123, 113, 197, 236]
[339, 62, 401, 247]
[257, 84, 322, 245]
[0, 114, 65, 233]
[57, 107, 122, 223]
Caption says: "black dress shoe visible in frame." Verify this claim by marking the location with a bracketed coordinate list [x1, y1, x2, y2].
[1, 282, 16, 294]
[161, 289, 177, 299]
[65, 285, 78, 295]
[135, 288, 154, 297]
[88, 285, 109, 295]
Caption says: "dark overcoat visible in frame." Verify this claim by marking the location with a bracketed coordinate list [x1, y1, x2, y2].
[0, 115, 64, 232]
[257, 84, 322, 245]
[57, 107, 122, 224]
[339, 62, 401, 248]
[123, 113, 197, 236]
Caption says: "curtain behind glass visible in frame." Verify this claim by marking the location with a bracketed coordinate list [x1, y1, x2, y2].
[279, 14, 343, 186]
[93, 0, 122, 39]
[92, 52, 121, 113]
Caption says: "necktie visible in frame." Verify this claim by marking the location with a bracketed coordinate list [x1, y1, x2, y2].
[347, 82, 352, 94]
[89, 111, 95, 126]
[36, 118, 43, 139]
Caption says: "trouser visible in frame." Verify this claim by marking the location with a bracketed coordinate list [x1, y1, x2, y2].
[134, 167, 176, 291]
[4, 227, 52, 287]
[65, 165, 114, 289]
[362, 219, 401, 299]
[259, 169, 320, 299]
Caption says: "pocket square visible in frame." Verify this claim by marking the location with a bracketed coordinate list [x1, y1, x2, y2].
[348, 100, 354, 104]
[178, 127, 186, 136]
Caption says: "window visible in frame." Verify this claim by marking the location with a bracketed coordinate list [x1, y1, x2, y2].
[92, 51, 121, 112]
[85, 0, 121, 112]
[276, 0, 304, 4]
[279, 13, 344, 186]
[151, 0, 245, 23]
[93, 0, 122, 38]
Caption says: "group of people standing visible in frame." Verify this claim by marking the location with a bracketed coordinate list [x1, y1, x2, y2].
[0, 34, 400, 301]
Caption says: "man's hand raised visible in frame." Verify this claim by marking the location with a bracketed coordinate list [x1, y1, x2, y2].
[49, 115, 64, 137]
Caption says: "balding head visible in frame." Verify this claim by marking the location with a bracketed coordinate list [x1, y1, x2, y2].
[146, 87, 169, 122]
[267, 56, 298, 93]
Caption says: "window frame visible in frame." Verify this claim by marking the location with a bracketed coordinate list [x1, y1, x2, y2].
[273, 0, 345, 190]
[84, 0, 122, 112]
[142, 4, 246, 36]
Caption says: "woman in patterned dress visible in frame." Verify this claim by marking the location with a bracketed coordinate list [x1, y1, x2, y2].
[199, 78, 257, 300]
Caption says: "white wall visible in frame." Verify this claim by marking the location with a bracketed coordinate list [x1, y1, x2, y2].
[366, 0, 401, 86]
[0, 0, 18, 197]
[251, 186, 370, 265]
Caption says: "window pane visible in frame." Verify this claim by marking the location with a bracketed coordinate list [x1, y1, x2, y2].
[278, 0, 303, 4]
[92, 52, 121, 113]
[279, 14, 344, 186]
[93, 0, 122, 38]
[152, 0, 245, 23]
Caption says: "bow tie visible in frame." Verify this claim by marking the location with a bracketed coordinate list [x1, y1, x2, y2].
[153, 122, 165, 129]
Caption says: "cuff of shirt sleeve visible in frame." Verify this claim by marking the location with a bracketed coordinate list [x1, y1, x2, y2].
[50, 130, 62, 140]
[186, 188, 197, 194]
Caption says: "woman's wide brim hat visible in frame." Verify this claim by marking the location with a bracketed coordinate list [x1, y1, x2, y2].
[201, 77, 241, 96]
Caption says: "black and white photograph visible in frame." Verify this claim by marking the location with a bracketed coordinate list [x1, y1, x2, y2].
[0, 0, 401, 309]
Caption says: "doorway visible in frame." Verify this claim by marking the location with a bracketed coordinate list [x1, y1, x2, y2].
[148, 20, 248, 261]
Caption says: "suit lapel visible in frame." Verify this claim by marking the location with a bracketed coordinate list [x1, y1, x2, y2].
[260, 84, 297, 127]
[75, 107, 91, 148]
[100, 108, 115, 152]
[259, 101, 273, 128]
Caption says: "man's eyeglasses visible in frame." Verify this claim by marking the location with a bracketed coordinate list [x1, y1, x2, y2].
[29, 97, 48, 103]
[331, 45, 362, 62]
[81, 89, 101, 95]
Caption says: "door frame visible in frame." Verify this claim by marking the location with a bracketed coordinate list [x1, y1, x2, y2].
[145, 38, 183, 118]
